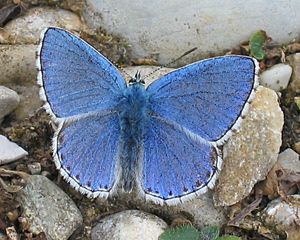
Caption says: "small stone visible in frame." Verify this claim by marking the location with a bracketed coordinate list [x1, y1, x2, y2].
[6, 209, 19, 222]
[0, 135, 28, 165]
[0, 86, 19, 123]
[173, 191, 226, 227]
[12, 85, 42, 120]
[261, 195, 300, 237]
[91, 210, 167, 240]
[2, 7, 83, 44]
[287, 53, 300, 93]
[6, 226, 18, 240]
[27, 162, 41, 175]
[277, 148, 300, 172]
[214, 86, 284, 206]
[259, 63, 292, 91]
[17, 175, 83, 240]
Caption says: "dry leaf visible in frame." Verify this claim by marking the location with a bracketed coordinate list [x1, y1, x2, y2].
[286, 43, 300, 54]
[287, 227, 300, 240]
[256, 162, 281, 200]
[132, 58, 159, 65]
[32, 232, 47, 240]
[228, 196, 262, 226]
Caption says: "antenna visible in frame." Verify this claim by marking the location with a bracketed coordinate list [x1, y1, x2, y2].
[114, 62, 134, 80]
[142, 47, 198, 81]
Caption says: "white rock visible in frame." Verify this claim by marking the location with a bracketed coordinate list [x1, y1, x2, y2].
[17, 175, 83, 240]
[0, 86, 20, 122]
[259, 63, 292, 91]
[91, 210, 167, 240]
[261, 195, 300, 236]
[2, 7, 83, 44]
[84, 0, 300, 64]
[0, 135, 27, 165]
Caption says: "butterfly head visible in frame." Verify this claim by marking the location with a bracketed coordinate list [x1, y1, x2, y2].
[129, 71, 145, 85]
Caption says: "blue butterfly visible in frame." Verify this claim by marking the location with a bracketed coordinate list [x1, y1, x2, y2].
[36, 27, 259, 205]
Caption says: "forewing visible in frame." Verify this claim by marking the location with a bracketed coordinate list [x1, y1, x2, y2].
[54, 112, 121, 198]
[37, 27, 126, 119]
[140, 116, 221, 205]
[147, 56, 258, 143]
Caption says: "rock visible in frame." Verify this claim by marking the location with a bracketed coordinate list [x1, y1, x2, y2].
[214, 86, 284, 206]
[0, 135, 28, 165]
[2, 7, 83, 44]
[172, 191, 226, 227]
[277, 148, 300, 172]
[0, 86, 19, 123]
[83, 0, 300, 64]
[17, 175, 83, 240]
[5, 226, 18, 240]
[261, 195, 300, 238]
[6, 209, 19, 222]
[287, 53, 300, 92]
[0, 45, 36, 85]
[12, 85, 42, 120]
[27, 162, 42, 175]
[259, 63, 292, 91]
[91, 210, 167, 240]
[0, 45, 42, 119]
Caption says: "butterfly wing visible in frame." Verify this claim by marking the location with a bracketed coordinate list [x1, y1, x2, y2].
[37, 27, 126, 197]
[53, 112, 121, 197]
[147, 56, 259, 144]
[141, 56, 258, 204]
[140, 116, 221, 205]
[37, 27, 126, 119]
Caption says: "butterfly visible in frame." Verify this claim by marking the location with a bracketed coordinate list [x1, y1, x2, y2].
[36, 27, 259, 205]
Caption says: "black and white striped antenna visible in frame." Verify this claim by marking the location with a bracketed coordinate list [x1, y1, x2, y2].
[115, 47, 198, 81]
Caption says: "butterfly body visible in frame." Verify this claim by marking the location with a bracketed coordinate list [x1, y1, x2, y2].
[118, 82, 149, 192]
[37, 27, 259, 205]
